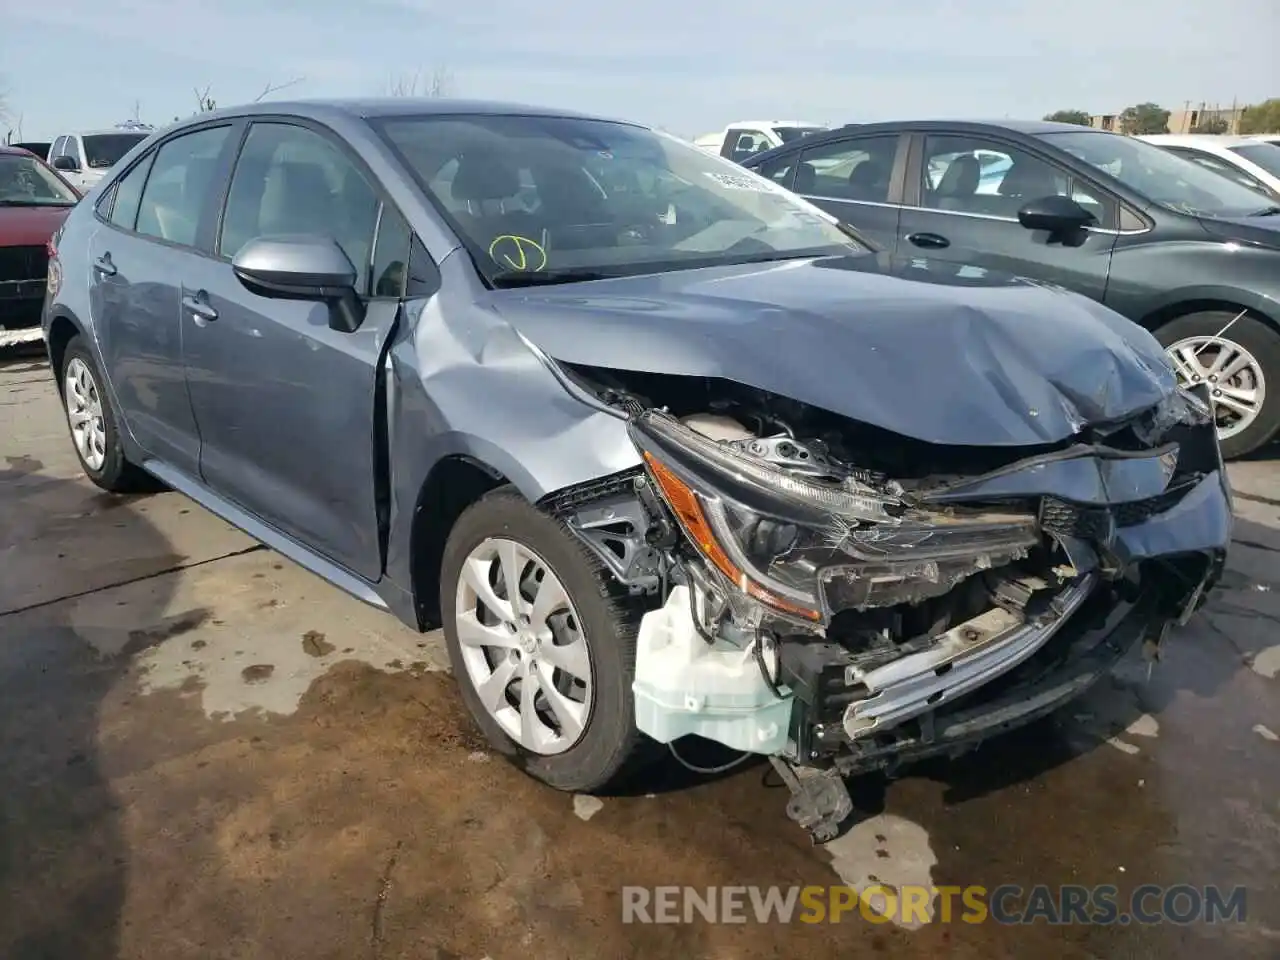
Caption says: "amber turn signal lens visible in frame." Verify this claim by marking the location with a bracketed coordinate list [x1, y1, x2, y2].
[643, 452, 821, 621]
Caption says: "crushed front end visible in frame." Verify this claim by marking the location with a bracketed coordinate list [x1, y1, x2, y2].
[542, 369, 1230, 841]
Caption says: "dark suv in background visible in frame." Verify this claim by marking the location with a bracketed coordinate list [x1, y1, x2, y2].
[744, 120, 1280, 458]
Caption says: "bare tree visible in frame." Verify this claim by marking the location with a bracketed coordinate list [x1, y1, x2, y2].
[188, 77, 303, 117]
[253, 77, 304, 102]
[384, 66, 454, 97]
[194, 84, 217, 113]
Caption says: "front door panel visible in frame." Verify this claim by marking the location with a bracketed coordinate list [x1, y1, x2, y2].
[181, 257, 398, 581]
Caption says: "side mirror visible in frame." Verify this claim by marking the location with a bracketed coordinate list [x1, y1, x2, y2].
[231, 235, 365, 333]
[52, 155, 80, 172]
[1017, 195, 1096, 233]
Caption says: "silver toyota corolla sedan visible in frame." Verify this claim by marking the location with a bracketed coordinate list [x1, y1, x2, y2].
[43, 99, 1230, 841]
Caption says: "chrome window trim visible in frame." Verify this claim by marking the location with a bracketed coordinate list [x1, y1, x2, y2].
[796, 194, 1152, 237]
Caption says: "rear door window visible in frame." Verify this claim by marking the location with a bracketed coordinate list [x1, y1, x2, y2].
[796, 135, 899, 203]
[724, 129, 770, 163]
[107, 156, 155, 231]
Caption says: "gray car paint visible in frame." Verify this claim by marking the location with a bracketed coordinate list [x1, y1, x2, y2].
[43, 100, 651, 630]
[43, 98, 1225, 639]
[490, 253, 1178, 447]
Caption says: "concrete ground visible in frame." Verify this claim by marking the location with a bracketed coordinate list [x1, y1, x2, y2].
[1, 348, 1277, 960]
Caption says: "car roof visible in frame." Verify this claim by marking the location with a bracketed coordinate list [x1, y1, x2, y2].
[0, 144, 40, 156]
[722, 120, 827, 128]
[59, 128, 154, 137]
[184, 97, 629, 127]
[742, 118, 1110, 166]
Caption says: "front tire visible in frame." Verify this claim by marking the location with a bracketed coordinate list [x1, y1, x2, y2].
[1155, 310, 1280, 459]
[439, 488, 649, 793]
[60, 335, 152, 492]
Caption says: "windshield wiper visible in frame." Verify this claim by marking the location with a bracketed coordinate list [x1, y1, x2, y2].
[490, 268, 618, 288]
[1246, 206, 1280, 217]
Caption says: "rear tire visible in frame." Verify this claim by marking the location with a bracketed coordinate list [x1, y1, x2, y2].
[439, 487, 651, 793]
[1153, 310, 1280, 459]
[59, 335, 154, 492]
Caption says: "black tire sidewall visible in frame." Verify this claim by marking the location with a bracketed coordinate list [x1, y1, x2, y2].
[1153, 311, 1280, 459]
[439, 489, 643, 793]
[60, 337, 134, 491]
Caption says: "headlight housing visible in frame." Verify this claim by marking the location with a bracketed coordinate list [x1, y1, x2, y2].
[629, 411, 1040, 625]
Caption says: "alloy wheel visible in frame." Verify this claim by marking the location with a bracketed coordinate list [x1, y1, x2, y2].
[1165, 336, 1265, 442]
[454, 536, 593, 755]
[64, 357, 107, 471]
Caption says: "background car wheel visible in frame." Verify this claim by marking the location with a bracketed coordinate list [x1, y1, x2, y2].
[60, 336, 154, 492]
[439, 487, 652, 793]
[1154, 310, 1280, 459]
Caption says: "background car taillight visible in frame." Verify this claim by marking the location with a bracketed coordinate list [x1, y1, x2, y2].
[46, 228, 63, 298]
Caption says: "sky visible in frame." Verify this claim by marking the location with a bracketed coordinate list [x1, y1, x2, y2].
[2, 0, 1277, 142]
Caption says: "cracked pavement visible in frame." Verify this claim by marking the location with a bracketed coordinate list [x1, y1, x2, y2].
[1, 349, 1277, 959]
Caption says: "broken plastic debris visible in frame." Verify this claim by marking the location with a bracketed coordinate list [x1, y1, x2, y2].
[573, 795, 604, 821]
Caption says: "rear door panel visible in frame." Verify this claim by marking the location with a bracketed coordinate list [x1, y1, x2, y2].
[788, 133, 908, 252]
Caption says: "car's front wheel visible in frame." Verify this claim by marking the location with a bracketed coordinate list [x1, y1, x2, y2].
[1156, 310, 1280, 459]
[439, 488, 650, 792]
[60, 335, 152, 492]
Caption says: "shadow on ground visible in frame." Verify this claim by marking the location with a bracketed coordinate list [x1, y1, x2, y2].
[0, 461, 175, 960]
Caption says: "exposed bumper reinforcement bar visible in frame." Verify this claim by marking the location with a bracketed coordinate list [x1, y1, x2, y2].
[842, 573, 1097, 740]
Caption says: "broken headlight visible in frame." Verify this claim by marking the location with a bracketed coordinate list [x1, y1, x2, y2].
[629, 411, 1040, 624]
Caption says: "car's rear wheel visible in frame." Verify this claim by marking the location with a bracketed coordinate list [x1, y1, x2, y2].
[60, 336, 153, 492]
[1155, 310, 1280, 459]
[439, 488, 650, 792]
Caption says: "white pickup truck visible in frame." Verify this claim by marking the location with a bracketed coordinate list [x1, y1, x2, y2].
[694, 120, 827, 164]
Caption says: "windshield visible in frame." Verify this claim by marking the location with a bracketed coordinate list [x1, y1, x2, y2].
[83, 133, 148, 169]
[1229, 143, 1280, 179]
[775, 126, 825, 143]
[376, 114, 865, 285]
[1038, 130, 1275, 218]
[0, 155, 78, 205]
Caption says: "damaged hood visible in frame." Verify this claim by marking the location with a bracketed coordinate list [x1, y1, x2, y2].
[490, 253, 1176, 446]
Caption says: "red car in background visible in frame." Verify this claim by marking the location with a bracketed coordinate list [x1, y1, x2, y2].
[1, 145, 79, 347]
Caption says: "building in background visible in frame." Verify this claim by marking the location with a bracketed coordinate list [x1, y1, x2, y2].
[1090, 102, 1246, 135]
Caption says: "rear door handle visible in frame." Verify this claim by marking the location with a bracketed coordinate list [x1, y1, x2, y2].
[906, 232, 950, 249]
[181, 292, 218, 324]
[93, 254, 116, 277]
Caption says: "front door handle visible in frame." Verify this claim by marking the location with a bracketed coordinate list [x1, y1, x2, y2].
[93, 254, 116, 277]
[906, 232, 950, 249]
[181, 292, 218, 324]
